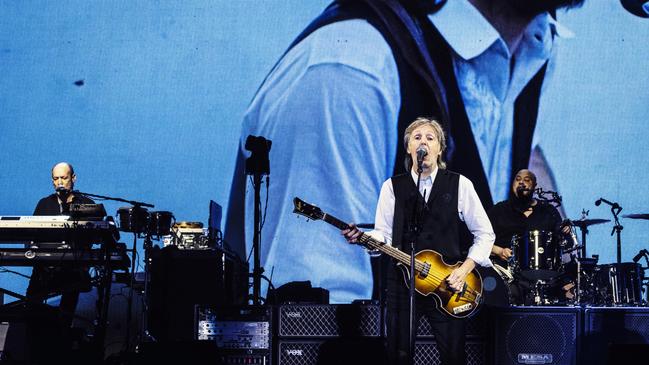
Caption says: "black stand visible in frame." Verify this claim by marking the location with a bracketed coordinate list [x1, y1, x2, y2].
[579, 225, 588, 258]
[408, 160, 427, 365]
[596, 198, 624, 264]
[73, 191, 155, 350]
[244, 135, 272, 305]
[251, 173, 264, 305]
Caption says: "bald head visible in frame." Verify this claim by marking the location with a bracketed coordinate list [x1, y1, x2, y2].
[512, 169, 537, 198]
[51, 162, 76, 194]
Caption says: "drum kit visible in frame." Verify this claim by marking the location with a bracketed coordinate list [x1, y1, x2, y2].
[503, 213, 649, 307]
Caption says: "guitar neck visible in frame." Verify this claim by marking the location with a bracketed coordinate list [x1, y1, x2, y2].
[321, 213, 423, 270]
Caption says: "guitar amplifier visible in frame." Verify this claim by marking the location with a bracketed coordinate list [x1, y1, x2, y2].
[493, 306, 579, 365]
[582, 307, 649, 364]
[277, 303, 382, 337]
[277, 338, 387, 365]
[195, 305, 271, 365]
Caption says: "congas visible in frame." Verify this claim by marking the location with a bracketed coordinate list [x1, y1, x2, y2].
[511, 230, 560, 280]
[117, 206, 149, 233]
[149, 211, 175, 237]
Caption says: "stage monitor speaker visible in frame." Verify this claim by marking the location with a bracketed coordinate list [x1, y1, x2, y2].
[583, 307, 649, 364]
[493, 306, 579, 365]
[277, 303, 382, 338]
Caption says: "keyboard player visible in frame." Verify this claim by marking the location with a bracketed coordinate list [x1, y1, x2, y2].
[27, 162, 94, 324]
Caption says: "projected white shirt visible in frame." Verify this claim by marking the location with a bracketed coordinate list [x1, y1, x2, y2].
[235, 0, 567, 303]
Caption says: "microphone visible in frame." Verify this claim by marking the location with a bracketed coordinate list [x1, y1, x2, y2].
[416, 146, 428, 163]
[56, 185, 69, 193]
[595, 197, 620, 209]
[632, 249, 648, 263]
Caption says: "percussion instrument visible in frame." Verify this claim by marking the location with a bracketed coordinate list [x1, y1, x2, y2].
[148, 211, 174, 237]
[511, 230, 560, 280]
[117, 206, 149, 233]
[594, 262, 645, 306]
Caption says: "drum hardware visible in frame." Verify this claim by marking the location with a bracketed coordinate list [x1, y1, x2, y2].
[570, 214, 610, 258]
[594, 197, 624, 264]
[534, 187, 563, 208]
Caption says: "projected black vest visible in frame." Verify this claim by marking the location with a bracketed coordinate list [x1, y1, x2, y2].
[285, 0, 548, 209]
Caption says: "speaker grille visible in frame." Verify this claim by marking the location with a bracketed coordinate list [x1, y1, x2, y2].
[414, 340, 487, 365]
[278, 304, 381, 337]
[583, 307, 649, 364]
[585, 307, 649, 343]
[495, 307, 578, 365]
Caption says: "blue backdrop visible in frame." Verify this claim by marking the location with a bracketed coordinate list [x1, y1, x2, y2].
[1, 1, 648, 301]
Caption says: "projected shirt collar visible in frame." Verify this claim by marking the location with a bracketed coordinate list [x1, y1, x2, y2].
[428, 0, 573, 61]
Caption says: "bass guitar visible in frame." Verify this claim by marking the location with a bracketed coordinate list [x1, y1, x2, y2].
[292, 197, 483, 318]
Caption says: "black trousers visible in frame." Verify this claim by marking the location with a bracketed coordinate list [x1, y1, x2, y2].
[386, 275, 467, 365]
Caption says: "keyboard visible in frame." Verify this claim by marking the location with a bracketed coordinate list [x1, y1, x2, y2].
[0, 216, 119, 243]
[0, 247, 130, 269]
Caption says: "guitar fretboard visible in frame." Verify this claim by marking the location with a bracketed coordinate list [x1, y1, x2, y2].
[320, 213, 427, 273]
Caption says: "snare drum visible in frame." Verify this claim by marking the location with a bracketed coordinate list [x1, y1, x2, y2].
[594, 262, 644, 306]
[117, 206, 149, 233]
[511, 230, 560, 280]
[149, 211, 175, 237]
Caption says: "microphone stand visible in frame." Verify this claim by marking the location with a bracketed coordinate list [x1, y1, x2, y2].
[597, 198, 623, 264]
[408, 157, 426, 365]
[73, 190, 156, 350]
[72, 190, 154, 209]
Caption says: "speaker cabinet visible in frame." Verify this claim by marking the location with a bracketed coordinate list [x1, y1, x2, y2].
[277, 304, 382, 337]
[277, 339, 387, 365]
[493, 306, 579, 365]
[583, 307, 649, 364]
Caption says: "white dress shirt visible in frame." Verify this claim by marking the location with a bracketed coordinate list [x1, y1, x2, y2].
[369, 168, 495, 267]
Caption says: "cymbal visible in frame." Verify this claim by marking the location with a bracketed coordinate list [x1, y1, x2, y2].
[570, 218, 610, 228]
[623, 213, 649, 220]
[356, 223, 375, 229]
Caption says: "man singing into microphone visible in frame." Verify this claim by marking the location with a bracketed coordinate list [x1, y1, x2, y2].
[27, 162, 94, 323]
[342, 118, 494, 365]
[487, 169, 572, 304]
